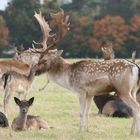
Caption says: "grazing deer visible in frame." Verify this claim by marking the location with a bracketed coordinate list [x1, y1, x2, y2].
[94, 42, 133, 118]
[0, 112, 9, 127]
[16, 10, 140, 136]
[11, 97, 49, 131]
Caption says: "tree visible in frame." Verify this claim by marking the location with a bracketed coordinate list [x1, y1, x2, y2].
[126, 15, 140, 57]
[5, 0, 41, 48]
[0, 15, 9, 47]
[90, 16, 129, 52]
[100, 0, 134, 21]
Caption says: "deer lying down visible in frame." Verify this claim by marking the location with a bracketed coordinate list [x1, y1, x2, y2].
[93, 42, 133, 118]
[11, 97, 49, 131]
[94, 94, 133, 118]
[0, 112, 9, 127]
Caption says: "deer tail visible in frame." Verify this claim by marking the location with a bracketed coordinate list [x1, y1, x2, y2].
[2, 72, 11, 89]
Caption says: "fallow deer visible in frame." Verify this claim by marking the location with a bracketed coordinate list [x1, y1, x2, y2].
[0, 112, 9, 127]
[11, 97, 49, 131]
[15, 10, 140, 136]
[0, 59, 33, 116]
[101, 41, 115, 60]
[2, 64, 39, 116]
[0, 10, 55, 117]
[94, 42, 133, 118]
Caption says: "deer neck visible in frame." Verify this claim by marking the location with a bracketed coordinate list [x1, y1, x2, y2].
[47, 57, 71, 89]
[18, 112, 27, 130]
[27, 65, 36, 81]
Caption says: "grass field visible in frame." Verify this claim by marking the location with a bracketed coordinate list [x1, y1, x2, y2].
[0, 59, 140, 140]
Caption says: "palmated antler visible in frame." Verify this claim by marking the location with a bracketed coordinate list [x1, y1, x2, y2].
[33, 11, 55, 49]
[50, 8, 70, 44]
[32, 9, 70, 53]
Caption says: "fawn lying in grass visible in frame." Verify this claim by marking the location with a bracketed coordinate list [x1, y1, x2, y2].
[11, 97, 49, 131]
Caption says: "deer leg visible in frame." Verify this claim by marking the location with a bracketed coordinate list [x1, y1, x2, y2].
[131, 87, 139, 101]
[78, 93, 86, 132]
[3, 89, 11, 117]
[120, 94, 140, 136]
[85, 95, 93, 131]
[78, 93, 92, 132]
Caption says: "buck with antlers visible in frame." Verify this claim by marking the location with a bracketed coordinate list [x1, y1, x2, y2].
[15, 10, 140, 136]
[0, 43, 44, 117]
[1, 10, 60, 117]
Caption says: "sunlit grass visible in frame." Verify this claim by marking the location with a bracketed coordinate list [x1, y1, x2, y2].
[0, 59, 140, 140]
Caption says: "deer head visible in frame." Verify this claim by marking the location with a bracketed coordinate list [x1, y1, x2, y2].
[14, 97, 34, 114]
[30, 9, 70, 74]
[14, 49, 41, 67]
[101, 42, 115, 60]
[15, 9, 69, 69]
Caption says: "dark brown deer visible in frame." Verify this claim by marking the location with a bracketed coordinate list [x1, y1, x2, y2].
[11, 97, 49, 131]
[0, 112, 9, 127]
[15, 10, 140, 136]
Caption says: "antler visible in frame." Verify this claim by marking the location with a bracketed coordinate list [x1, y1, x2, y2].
[32, 9, 70, 53]
[132, 50, 136, 63]
[50, 8, 70, 44]
[33, 11, 55, 49]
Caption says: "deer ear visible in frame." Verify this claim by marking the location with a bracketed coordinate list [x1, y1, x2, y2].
[28, 97, 34, 106]
[14, 97, 21, 106]
[57, 50, 63, 56]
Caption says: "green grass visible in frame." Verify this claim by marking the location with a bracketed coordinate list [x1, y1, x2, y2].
[0, 59, 140, 140]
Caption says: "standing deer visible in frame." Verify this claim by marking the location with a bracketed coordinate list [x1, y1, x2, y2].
[2, 64, 39, 116]
[0, 12, 54, 116]
[11, 97, 49, 131]
[16, 10, 140, 136]
[0, 60, 32, 116]
[94, 42, 133, 118]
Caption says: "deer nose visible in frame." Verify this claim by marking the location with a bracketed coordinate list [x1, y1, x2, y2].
[22, 108, 27, 113]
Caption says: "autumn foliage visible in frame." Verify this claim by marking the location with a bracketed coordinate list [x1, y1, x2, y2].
[90, 16, 129, 51]
[129, 15, 140, 43]
[0, 16, 9, 46]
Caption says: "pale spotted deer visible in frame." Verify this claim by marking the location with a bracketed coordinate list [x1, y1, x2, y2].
[0, 59, 32, 116]
[16, 10, 140, 136]
[2, 64, 39, 116]
[1, 10, 55, 117]
[11, 97, 49, 131]
[94, 42, 133, 118]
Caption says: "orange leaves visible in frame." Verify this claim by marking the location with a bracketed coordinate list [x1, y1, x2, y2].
[0, 16, 9, 46]
[79, 16, 91, 26]
[130, 15, 140, 32]
[90, 16, 129, 51]
[129, 15, 140, 42]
